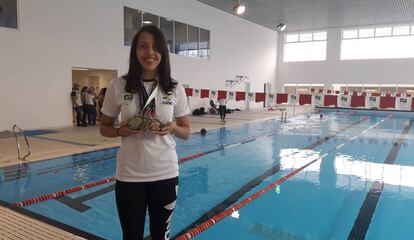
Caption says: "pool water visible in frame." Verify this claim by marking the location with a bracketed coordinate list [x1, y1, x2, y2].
[0, 110, 413, 240]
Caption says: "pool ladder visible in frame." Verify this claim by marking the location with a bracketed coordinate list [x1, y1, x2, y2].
[12, 124, 31, 160]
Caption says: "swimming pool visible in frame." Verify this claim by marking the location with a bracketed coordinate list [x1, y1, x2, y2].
[1, 110, 413, 239]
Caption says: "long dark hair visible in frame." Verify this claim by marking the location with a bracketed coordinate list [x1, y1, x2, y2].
[123, 25, 177, 95]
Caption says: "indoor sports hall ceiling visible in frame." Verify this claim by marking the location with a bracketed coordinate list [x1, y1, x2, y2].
[198, 0, 414, 32]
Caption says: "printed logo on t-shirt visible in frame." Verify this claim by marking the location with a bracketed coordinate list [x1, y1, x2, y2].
[124, 94, 133, 100]
[123, 94, 134, 105]
[161, 96, 173, 105]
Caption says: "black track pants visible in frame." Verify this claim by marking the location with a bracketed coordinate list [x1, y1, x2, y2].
[115, 177, 178, 240]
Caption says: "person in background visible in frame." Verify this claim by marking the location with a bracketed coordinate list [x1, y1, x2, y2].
[97, 87, 107, 121]
[81, 86, 89, 125]
[85, 87, 97, 125]
[218, 98, 227, 123]
[71, 83, 86, 126]
[99, 25, 190, 240]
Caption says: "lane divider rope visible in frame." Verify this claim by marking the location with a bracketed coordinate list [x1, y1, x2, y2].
[14, 177, 116, 207]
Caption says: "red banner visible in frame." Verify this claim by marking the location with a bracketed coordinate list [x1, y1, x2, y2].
[380, 96, 395, 109]
[236, 91, 246, 101]
[217, 90, 227, 100]
[185, 88, 193, 97]
[276, 94, 288, 104]
[351, 96, 365, 107]
[324, 95, 338, 107]
[412, 98, 414, 110]
[255, 93, 265, 102]
[299, 94, 311, 105]
[200, 89, 210, 98]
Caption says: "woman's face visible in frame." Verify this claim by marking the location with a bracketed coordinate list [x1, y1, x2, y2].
[136, 32, 162, 77]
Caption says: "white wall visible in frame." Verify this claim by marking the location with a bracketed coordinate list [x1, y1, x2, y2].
[72, 70, 117, 93]
[277, 27, 414, 92]
[0, 0, 278, 130]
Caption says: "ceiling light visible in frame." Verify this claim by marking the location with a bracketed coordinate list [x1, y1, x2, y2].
[276, 23, 287, 32]
[233, 1, 246, 15]
[143, 21, 152, 25]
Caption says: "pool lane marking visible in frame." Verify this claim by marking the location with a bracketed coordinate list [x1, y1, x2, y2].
[175, 114, 393, 240]
[13, 115, 368, 207]
[348, 119, 412, 240]
[30, 135, 96, 146]
[55, 184, 115, 212]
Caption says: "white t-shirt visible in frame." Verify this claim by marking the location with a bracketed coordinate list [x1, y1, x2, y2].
[219, 99, 227, 106]
[84, 93, 95, 105]
[101, 77, 190, 182]
[71, 90, 82, 107]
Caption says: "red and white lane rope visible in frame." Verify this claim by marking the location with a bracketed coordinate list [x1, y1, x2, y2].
[14, 148, 215, 207]
[14, 177, 116, 207]
[175, 114, 393, 240]
[14, 148, 237, 207]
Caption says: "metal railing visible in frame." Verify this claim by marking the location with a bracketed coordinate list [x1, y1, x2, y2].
[226, 75, 249, 87]
[12, 124, 31, 160]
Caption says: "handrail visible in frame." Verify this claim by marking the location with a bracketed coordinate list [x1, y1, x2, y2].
[12, 124, 31, 160]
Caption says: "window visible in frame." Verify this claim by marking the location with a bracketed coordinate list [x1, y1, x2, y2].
[199, 28, 210, 59]
[174, 21, 187, 56]
[124, 7, 141, 46]
[341, 24, 414, 60]
[142, 12, 158, 27]
[283, 84, 324, 94]
[363, 84, 380, 93]
[283, 31, 327, 62]
[0, 0, 18, 29]
[283, 84, 297, 94]
[331, 84, 414, 94]
[332, 84, 347, 92]
[396, 84, 414, 94]
[347, 85, 363, 93]
[187, 25, 199, 58]
[123, 6, 210, 59]
[160, 17, 173, 53]
[375, 27, 392, 37]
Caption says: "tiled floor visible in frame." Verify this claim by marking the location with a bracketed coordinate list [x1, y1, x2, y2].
[0, 106, 310, 240]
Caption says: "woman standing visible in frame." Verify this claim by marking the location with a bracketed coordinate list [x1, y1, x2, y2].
[85, 87, 97, 125]
[99, 25, 190, 240]
[96, 87, 107, 121]
[218, 98, 227, 123]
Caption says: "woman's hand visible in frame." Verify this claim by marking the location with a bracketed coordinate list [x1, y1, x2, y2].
[118, 120, 145, 137]
[150, 121, 174, 136]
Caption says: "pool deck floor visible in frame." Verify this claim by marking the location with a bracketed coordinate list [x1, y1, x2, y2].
[0, 106, 310, 240]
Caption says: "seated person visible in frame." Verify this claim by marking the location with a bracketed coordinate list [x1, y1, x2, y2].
[210, 99, 218, 110]
[209, 99, 219, 114]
